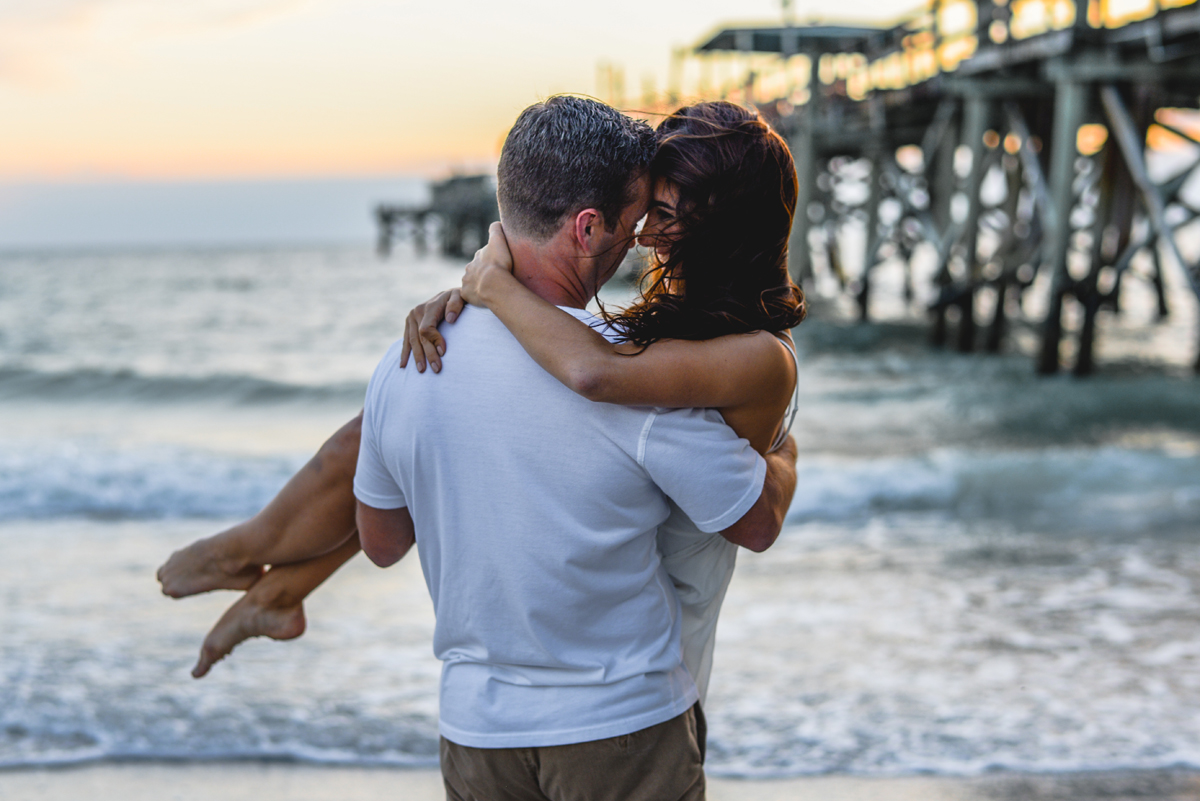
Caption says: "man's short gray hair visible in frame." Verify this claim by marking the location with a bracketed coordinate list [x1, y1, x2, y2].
[497, 96, 657, 241]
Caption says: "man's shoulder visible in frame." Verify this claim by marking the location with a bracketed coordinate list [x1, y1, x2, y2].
[375, 305, 502, 367]
[557, 306, 623, 345]
[364, 338, 408, 396]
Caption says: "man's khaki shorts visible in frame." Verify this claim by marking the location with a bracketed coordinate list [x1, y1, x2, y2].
[440, 704, 705, 801]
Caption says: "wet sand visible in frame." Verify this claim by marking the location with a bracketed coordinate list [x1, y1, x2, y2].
[2, 763, 1198, 801]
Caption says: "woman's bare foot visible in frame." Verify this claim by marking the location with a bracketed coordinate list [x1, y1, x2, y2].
[160, 414, 363, 600]
[157, 527, 263, 598]
[186, 535, 361, 678]
[192, 590, 306, 678]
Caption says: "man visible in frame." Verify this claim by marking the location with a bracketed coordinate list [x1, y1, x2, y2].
[352, 96, 797, 800]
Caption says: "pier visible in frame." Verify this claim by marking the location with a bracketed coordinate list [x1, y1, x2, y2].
[375, 2, 1200, 374]
[375, 174, 499, 259]
[683, 0, 1200, 374]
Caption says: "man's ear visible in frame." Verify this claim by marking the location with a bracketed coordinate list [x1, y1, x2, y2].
[572, 208, 605, 254]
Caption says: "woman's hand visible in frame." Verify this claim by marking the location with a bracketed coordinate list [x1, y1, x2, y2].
[399, 289, 465, 373]
[398, 223, 515, 374]
[461, 222, 517, 308]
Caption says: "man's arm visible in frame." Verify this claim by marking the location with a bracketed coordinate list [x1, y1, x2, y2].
[356, 501, 416, 567]
[720, 435, 798, 553]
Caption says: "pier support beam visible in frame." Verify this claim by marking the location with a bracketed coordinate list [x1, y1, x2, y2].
[787, 52, 819, 288]
[1150, 247, 1170, 319]
[1101, 83, 1200, 373]
[375, 206, 400, 257]
[1038, 77, 1089, 375]
[956, 96, 993, 352]
[985, 149, 1025, 353]
[931, 109, 960, 236]
[1074, 141, 1117, 376]
[928, 101, 960, 348]
[857, 154, 882, 321]
[857, 96, 887, 322]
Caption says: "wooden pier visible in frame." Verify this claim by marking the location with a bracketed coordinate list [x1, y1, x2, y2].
[375, 174, 499, 259]
[690, 0, 1200, 374]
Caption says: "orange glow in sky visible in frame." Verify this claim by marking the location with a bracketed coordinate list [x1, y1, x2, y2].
[0, 0, 919, 181]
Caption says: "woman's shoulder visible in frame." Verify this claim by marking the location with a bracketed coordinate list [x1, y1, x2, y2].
[714, 329, 795, 375]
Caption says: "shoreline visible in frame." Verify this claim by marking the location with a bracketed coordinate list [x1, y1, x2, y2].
[2, 762, 1198, 801]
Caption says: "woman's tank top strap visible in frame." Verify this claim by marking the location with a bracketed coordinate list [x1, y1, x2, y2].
[767, 333, 800, 454]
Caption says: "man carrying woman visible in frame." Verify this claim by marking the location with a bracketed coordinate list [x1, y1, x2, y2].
[160, 95, 804, 800]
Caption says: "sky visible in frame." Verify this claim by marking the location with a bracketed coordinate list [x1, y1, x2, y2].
[0, 0, 919, 247]
[0, 0, 920, 182]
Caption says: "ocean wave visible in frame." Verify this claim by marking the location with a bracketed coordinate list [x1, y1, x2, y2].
[1, 694, 1197, 777]
[0, 365, 365, 405]
[2, 736, 1196, 778]
[788, 446, 1200, 534]
[2, 437, 1197, 529]
[0, 442, 304, 520]
[0, 713, 440, 771]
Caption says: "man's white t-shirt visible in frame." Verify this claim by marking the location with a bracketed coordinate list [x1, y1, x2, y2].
[354, 304, 766, 749]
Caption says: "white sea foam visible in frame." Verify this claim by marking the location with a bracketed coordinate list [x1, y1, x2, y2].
[703, 518, 1200, 777]
[2, 517, 1199, 777]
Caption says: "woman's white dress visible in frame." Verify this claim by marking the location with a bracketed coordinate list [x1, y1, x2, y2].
[657, 335, 799, 704]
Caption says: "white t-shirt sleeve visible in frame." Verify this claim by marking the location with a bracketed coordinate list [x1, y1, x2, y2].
[353, 349, 408, 510]
[638, 407, 767, 533]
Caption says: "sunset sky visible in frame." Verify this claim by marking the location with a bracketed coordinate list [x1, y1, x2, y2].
[0, 0, 919, 182]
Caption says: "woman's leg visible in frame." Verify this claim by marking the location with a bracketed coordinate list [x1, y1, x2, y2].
[191, 534, 362, 678]
[158, 413, 363, 598]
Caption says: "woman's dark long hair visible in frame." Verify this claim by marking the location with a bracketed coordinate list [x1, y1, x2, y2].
[604, 101, 806, 347]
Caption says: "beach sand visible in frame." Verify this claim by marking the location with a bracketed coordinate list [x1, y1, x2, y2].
[2, 763, 1198, 801]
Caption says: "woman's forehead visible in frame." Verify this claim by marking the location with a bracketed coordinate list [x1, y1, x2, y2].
[652, 177, 680, 208]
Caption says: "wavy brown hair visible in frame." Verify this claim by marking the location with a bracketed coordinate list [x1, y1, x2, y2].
[604, 101, 806, 347]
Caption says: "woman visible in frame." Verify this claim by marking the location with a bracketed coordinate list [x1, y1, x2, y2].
[158, 101, 805, 698]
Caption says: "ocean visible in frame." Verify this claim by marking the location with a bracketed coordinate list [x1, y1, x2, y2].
[1, 241, 1199, 778]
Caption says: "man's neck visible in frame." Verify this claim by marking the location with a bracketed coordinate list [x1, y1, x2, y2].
[507, 234, 595, 310]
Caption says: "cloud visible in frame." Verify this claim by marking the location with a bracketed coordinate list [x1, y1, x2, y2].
[103, 0, 320, 34]
[0, 51, 64, 90]
[0, 1, 120, 31]
[189, 0, 317, 30]
[0, 0, 316, 30]
[0, 0, 318, 89]
[0, 5, 95, 89]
